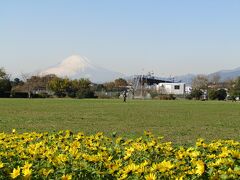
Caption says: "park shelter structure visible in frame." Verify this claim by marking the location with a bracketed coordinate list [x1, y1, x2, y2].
[156, 83, 185, 95]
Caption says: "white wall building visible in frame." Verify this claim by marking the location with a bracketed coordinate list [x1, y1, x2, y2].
[156, 83, 185, 95]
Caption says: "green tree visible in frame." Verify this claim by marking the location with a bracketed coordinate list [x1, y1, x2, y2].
[103, 78, 128, 92]
[103, 82, 115, 91]
[190, 89, 203, 100]
[92, 84, 104, 92]
[48, 77, 70, 97]
[216, 89, 227, 100]
[11, 78, 24, 87]
[114, 78, 128, 92]
[114, 78, 128, 88]
[48, 77, 94, 98]
[69, 78, 92, 98]
[208, 88, 227, 100]
[15, 74, 57, 98]
[230, 77, 240, 98]
[72, 78, 91, 89]
[0, 68, 12, 97]
[76, 88, 95, 99]
[208, 89, 217, 100]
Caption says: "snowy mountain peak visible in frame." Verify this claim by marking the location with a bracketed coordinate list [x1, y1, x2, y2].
[60, 55, 94, 70]
[40, 55, 94, 77]
[40, 55, 124, 83]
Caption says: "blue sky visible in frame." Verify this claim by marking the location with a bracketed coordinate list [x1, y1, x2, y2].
[1, 0, 240, 77]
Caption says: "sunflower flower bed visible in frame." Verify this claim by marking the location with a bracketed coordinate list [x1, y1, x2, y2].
[0, 130, 239, 179]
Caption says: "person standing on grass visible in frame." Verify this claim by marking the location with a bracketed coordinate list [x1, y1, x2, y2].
[123, 90, 127, 102]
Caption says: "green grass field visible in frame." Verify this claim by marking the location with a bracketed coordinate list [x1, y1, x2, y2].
[0, 98, 239, 145]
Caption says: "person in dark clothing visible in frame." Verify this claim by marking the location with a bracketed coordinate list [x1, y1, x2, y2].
[123, 90, 127, 102]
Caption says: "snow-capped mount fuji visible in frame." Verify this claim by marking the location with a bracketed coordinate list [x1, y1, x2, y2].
[40, 55, 124, 83]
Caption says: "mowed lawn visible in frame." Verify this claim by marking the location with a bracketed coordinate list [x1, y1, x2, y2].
[0, 98, 240, 145]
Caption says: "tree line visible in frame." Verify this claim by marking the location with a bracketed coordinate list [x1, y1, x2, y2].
[0, 68, 128, 98]
[1, 67, 240, 100]
[188, 74, 240, 100]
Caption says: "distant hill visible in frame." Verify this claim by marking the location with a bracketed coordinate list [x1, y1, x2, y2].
[40, 55, 124, 83]
[208, 67, 240, 81]
[174, 67, 240, 85]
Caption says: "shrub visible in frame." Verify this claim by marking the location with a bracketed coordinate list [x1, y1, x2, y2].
[156, 94, 176, 100]
[185, 94, 193, 100]
[150, 91, 159, 99]
[96, 93, 111, 99]
[11, 92, 28, 98]
[208, 89, 217, 100]
[54, 91, 67, 98]
[31, 93, 51, 98]
[190, 89, 203, 100]
[0, 92, 10, 98]
[216, 89, 227, 100]
[208, 89, 227, 101]
[76, 89, 96, 99]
